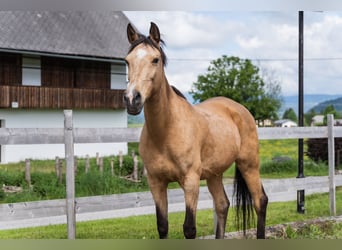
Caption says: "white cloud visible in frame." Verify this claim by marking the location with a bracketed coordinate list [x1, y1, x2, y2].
[236, 35, 264, 50]
[124, 11, 342, 96]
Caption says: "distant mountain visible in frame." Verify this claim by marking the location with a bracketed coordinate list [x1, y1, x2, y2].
[280, 94, 342, 116]
[309, 97, 342, 114]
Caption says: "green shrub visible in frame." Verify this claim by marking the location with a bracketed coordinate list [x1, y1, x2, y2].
[0, 153, 150, 203]
[75, 167, 148, 198]
[261, 158, 328, 176]
[0, 171, 25, 186]
[31, 172, 65, 199]
[261, 159, 298, 174]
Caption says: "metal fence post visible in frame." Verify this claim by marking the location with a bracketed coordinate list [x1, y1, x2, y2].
[64, 110, 76, 239]
[327, 114, 336, 216]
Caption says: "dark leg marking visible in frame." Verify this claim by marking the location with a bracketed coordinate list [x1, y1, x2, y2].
[183, 206, 196, 239]
[156, 205, 168, 239]
[256, 186, 268, 239]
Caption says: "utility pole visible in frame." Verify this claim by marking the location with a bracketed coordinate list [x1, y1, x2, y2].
[297, 10, 305, 214]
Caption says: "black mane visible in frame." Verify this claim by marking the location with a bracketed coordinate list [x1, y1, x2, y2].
[171, 85, 187, 100]
[127, 34, 167, 66]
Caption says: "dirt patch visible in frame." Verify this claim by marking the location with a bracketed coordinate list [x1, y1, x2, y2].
[2, 185, 23, 193]
[200, 215, 342, 239]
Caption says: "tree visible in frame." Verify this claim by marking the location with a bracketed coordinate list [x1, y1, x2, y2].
[190, 55, 282, 121]
[304, 109, 317, 126]
[282, 108, 298, 123]
[323, 105, 340, 125]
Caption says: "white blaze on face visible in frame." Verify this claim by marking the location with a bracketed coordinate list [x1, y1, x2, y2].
[136, 48, 147, 60]
[126, 82, 136, 103]
[125, 47, 149, 104]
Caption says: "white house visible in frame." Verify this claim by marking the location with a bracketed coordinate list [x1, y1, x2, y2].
[0, 12, 131, 163]
[274, 119, 298, 127]
[311, 115, 324, 126]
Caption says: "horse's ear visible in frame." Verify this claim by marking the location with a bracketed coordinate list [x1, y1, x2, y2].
[127, 23, 139, 44]
[149, 22, 160, 45]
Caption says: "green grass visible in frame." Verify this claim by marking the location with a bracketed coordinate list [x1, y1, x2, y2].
[284, 221, 342, 239]
[0, 189, 341, 239]
[259, 139, 301, 163]
[221, 139, 330, 179]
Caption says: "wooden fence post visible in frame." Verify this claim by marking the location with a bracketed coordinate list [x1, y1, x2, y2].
[327, 114, 336, 216]
[25, 159, 31, 186]
[119, 150, 123, 176]
[111, 158, 115, 176]
[85, 155, 90, 174]
[55, 156, 63, 184]
[99, 157, 103, 174]
[58, 159, 63, 184]
[96, 152, 100, 166]
[133, 155, 139, 181]
[64, 110, 76, 239]
[55, 156, 60, 178]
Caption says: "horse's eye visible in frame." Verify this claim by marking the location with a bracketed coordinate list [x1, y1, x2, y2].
[152, 58, 159, 64]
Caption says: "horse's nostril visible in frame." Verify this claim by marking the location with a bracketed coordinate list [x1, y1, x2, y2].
[134, 92, 141, 103]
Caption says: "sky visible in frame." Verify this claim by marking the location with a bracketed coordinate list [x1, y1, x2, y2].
[124, 11, 342, 97]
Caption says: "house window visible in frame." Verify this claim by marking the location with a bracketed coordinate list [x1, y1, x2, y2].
[111, 63, 127, 89]
[0, 52, 22, 85]
[22, 56, 41, 86]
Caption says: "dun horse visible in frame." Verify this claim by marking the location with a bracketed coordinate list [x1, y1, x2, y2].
[123, 22, 268, 239]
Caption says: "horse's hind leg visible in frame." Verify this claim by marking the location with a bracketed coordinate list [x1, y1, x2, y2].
[207, 175, 229, 239]
[236, 159, 268, 239]
[147, 176, 169, 239]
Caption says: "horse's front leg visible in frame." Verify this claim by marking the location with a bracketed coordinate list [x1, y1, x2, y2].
[148, 176, 169, 239]
[181, 172, 200, 239]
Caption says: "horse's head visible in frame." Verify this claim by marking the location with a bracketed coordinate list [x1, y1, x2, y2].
[123, 22, 167, 115]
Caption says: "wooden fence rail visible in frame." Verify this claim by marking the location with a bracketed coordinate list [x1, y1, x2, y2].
[0, 111, 341, 239]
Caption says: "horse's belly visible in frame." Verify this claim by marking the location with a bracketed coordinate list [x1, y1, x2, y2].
[200, 125, 240, 179]
[141, 150, 184, 182]
[200, 150, 237, 180]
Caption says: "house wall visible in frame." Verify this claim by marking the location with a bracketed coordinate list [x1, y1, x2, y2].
[1, 52, 129, 163]
[0, 109, 128, 163]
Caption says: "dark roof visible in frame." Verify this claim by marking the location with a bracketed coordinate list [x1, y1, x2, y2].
[0, 11, 131, 60]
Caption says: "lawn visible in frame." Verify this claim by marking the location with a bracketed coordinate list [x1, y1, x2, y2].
[0, 189, 341, 239]
[0, 139, 341, 239]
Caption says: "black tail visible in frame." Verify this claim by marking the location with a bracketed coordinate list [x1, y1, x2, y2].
[233, 167, 254, 235]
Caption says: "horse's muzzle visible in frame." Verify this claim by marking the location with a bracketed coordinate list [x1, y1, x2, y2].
[123, 91, 143, 115]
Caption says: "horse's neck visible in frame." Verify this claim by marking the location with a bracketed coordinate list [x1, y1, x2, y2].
[143, 77, 178, 139]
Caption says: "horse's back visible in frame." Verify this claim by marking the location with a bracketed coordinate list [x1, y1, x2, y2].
[194, 96, 256, 132]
